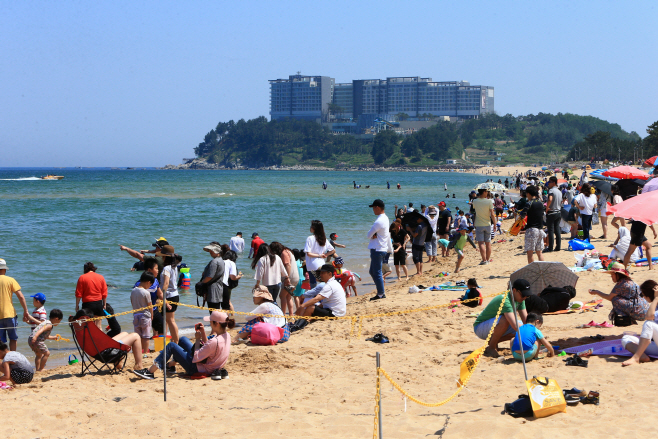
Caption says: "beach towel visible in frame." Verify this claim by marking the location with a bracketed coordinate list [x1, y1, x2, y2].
[563, 339, 658, 359]
[543, 300, 602, 315]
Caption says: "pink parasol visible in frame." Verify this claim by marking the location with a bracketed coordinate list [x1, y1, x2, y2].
[602, 166, 650, 180]
[607, 190, 658, 226]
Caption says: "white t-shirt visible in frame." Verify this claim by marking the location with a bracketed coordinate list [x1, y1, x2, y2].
[254, 255, 287, 286]
[250, 301, 286, 327]
[304, 235, 335, 271]
[223, 259, 237, 285]
[229, 236, 245, 253]
[162, 266, 179, 298]
[367, 213, 391, 252]
[575, 193, 596, 215]
[317, 278, 347, 317]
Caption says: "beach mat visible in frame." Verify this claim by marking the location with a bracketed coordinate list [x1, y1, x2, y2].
[544, 300, 602, 315]
[563, 339, 658, 359]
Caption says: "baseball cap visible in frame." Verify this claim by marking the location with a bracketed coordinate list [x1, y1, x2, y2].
[512, 279, 532, 296]
[152, 237, 169, 248]
[203, 311, 228, 323]
[369, 199, 385, 209]
[319, 264, 335, 273]
[459, 224, 469, 231]
[252, 232, 259, 238]
[30, 293, 46, 303]
[203, 244, 222, 254]
[0, 258, 6, 270]
[438, 201, 446, 207]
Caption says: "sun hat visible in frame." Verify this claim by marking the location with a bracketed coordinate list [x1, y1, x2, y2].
[428, 208, 437, 215]
[156, 244, 175, 256]
[0, 258, 6, 270]
[203, 311, 228, 323]
[606, 261, 630, 277]
[203, 244, 222, 254]
[252, 285, 273, 301]
[333, 257, 344, 265]
[30, 293, 46, 303]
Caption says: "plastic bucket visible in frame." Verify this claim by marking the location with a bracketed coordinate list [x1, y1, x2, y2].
[153, 335, 172, 351]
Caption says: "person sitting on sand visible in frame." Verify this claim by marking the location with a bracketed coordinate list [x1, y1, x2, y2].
[588, 262, 648, 324]
[234, 286, 288, 344]
[510, 313, 554, 361]
[0, 342, 34, 385]
[622, 280, 658, 366]
[460, 278, 482, 308]
[134, 311, 234, 380]
[609, 226, 640, 263]
[473, 279, 531, 358]
[296, 264, 346, 318]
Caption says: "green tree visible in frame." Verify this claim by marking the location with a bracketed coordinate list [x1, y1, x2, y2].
[646, 121, 658, 157]
[371, 130, 400, 164]
[396, 112, 410, 121]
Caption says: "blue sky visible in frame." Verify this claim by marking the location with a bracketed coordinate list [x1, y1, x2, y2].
[1, 1, 656, 167]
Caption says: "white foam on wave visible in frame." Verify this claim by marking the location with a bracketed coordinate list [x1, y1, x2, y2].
[214, 193, 234, 196]
[0, 177, 42, 181]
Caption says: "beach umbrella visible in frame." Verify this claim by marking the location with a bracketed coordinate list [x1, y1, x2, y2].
[510, 261, 579, 297]
[608, 190, 658, 226]
[591, 180, 612, 197]
[557, 178, 568, 185]
[615, 179, 642, 200]
[473, 182, 506, 192]
[643, 156, 657, 167]
[602, 166, 650, 180]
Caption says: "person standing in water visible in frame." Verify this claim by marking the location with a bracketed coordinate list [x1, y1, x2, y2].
[387, 181, 390, 189]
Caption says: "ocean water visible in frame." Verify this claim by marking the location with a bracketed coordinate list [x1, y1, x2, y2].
[0, 168, 488, 365]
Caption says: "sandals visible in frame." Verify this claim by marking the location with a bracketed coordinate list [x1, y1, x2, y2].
[580, 391, 600, 405]
[564, 355, 589, 368]
[365, 333, 389, 344]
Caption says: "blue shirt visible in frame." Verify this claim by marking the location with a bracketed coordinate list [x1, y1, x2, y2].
[135, 278, 160, 304]
[511, 324, 544, 351]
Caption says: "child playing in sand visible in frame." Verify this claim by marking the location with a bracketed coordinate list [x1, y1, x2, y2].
[454, 224, 476, 273]
[510, 313, 554, 361]
[460, 278, 482, 308]
[333, 257, 361, 297]
[28, 308, 63, 371]
[0, 342, 34, 385]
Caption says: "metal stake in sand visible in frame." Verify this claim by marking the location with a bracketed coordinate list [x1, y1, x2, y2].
[377, 352, 383, 439]
[163, 299, 167, 401]
[509, 282, 528, 381]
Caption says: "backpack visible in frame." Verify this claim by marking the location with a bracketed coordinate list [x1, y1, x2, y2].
[539, 286, 571, 313]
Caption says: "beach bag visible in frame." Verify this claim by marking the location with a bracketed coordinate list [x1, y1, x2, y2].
[504, 395, 533, 418]
[251, 322, 284, 346]
[525, 376, 567, 418]
[612, 314, 632, 327]
[509, 217, 526, 236]
[568, 239, 595, 251]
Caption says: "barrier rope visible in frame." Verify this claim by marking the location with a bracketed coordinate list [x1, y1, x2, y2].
[372, 291, 509, 437]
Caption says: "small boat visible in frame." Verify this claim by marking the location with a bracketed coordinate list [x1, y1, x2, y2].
[41, 175, 64, 180]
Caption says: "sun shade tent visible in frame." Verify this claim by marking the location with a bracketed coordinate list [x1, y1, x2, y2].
[607, 190, 658, 226]
[71, 318, 131, 376]
[473, 182, 506, 192]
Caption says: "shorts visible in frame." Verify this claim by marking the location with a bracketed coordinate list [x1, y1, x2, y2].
[10, 368, 34, 385]
[411, 244, 424, 264]
[382, 263, 392, 274]
[166, 295, 179, 312]
[512, 343, 538, 361]
[630, 221, 648, 246]
[28, 336, 49, 354]
[524, 227, 545, 252]
[393, 249, 406, 266]
[474, 317, 519, 340]
[0, 316, 18, 342]
[495, 208, 504, 216]
[438, 227, 449, 236]
[312, 307, 336, 318]
[82, 300, 105, 317]
[475, 226, 492, 242]
[133, 313, 153, 339]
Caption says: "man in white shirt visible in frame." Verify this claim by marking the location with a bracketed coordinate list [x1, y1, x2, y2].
[229, 232, 245, 255]
[296, 265, 347, 317]
[367, 199, 390, 301]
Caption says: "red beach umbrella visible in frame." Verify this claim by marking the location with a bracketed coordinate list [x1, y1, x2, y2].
[608, 190, 658, 226]
[643, 156, 657, 167]
[602, 166, 650, 180]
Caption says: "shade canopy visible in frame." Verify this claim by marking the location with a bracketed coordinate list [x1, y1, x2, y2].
[607, 190, 658, 226]
[510, 261, 579, 297]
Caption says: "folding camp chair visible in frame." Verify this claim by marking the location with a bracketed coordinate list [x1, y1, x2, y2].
[71, 318, 131, 376]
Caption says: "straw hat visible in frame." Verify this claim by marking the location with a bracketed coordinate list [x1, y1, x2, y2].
[605, 261, 630, 278]
[252, 285, 273, 301]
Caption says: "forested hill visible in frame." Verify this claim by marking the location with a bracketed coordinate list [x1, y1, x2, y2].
[192, 113, 643, 168]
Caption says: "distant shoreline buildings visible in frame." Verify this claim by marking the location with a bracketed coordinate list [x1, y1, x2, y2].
[269, 73, 494, 133]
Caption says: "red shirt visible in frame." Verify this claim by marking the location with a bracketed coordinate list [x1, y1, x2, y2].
[75, 271, 108, 302]
[251, 237, 265, 256]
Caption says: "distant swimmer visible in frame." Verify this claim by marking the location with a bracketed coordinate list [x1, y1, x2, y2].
[397, 183, 401, 190]
[322, 181, 327, 190]
[444, 182, 448, 191]
[452, 193, 456, 198]
[353, 181, 357, 189]
[446, 194, 450, 198]
[387, 181, 390, 189]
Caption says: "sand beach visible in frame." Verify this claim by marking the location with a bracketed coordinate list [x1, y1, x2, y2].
[3, 216, 656, 439]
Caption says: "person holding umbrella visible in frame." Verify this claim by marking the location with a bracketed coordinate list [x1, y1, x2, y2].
[473, 279, 531, 358]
